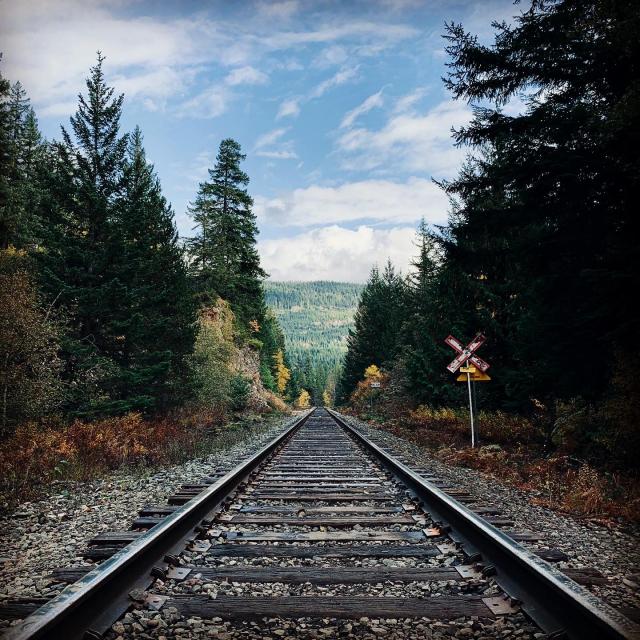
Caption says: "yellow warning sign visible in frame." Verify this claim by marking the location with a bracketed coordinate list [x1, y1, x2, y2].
[457, 371, 491, 382]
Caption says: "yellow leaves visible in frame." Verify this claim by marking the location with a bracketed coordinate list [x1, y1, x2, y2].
[322, 390, 332, 407]
[296, 389, 311, 408]
[273, 349, 291, 395]
[364, 364, 381, 380]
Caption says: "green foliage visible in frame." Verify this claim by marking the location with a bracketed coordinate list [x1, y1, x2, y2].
[187, 138, 266, 328]
[264, 281, 362, 402]
[2, 54, 196, 418]
[229, 374, 251, 411]
[338, 263, 406, 402]
[0, 249, 62, 435]
[190, 302, 235, 410]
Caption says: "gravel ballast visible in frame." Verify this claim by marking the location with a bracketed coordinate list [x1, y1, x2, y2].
[336, 411, 640, 617]
[0, 414, 298, 611]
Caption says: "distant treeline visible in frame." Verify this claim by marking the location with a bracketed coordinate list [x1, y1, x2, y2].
[265, 281, 362, 404]
[338, 0, 640, 468]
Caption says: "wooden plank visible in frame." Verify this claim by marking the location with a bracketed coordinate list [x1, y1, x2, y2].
[204, 544, 439, 558]
[88, 531, 143, 545]
[221, 531, 426, 542]
[176, 565, 463, 584]
[534, 548, 568, 562]
[220, 515, 415, 526]
[50, 566, 92, 583]
[0, 599, 48, 620]
[563, 568, 608, 586]
[83, 545, 125, 560]
[163, 594, 493, 619]
[238, 505, 403, 514]
[139, 505, 179, 516]
[506, 531, 543, 541]
[260, 477, 381, 482]
[132, 517, 164, 528]
[240, 494, 394, 501]
[255, 483, 383, 488]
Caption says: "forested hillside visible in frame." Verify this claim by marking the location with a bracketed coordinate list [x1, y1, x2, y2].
[0, 54, 295, 502]
[264, 281, 362, 404]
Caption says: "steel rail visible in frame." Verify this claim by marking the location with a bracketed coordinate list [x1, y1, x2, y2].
[328, 408, 640, 640]
[6, 409, 314, 640]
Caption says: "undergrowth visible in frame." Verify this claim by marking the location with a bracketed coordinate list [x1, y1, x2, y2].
[0, 407, 285, 512]
[351, 406, 640, 524]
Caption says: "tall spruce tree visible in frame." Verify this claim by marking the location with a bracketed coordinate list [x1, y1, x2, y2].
[0, 76, 46, 249]
[441, 0, 640, 411]
[339, 262, 406, 401]
[0, 62, 14, 249]
[109, 127, 196, 412]
[188, 139, 266, 328]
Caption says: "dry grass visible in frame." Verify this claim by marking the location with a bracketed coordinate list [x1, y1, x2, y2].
[357, 405, 640, 523]
[0, 407, 282, 511]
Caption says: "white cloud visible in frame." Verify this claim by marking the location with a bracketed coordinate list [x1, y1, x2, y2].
[277, 98, 301, 119]
[255, 128, 288, 149]
[336, 98, 471, 176]
[175, 85, 229, 119]
[259, 225, 417, 281]
[254, 127, 297, 160]
[256, 150, 298, 159]
[310, 66, 359, 99]
[0, 2, 416, 118]
[277, 66, 360, 120]
[225, 65, 268, 86]
[340, 89, 384, 128]
[254, 177, 448, 227]
[313, 45, 349, 68]
[393, 87, 428, 113]
[255, 0, 300, 20]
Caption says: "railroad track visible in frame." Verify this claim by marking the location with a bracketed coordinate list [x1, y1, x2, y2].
[2, 408, 639, 640]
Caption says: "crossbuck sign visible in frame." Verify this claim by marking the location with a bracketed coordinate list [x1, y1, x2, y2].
[445, 333, 490, 374]
[444, 332, 490, 448]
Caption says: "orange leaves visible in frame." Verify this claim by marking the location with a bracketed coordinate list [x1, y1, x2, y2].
[0, 407, 226, 508]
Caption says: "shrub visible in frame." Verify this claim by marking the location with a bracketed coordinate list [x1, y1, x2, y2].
[229, 375, 251, 411]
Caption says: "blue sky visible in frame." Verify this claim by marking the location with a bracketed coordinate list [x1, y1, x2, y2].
[0, 0, 521, 281]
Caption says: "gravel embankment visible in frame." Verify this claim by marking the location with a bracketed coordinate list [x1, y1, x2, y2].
[0, 414, 298, 609]
[337, 412, 640, 617]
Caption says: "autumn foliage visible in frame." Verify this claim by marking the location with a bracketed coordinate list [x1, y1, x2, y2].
[373, 406, 640, 522]
[0, 407, 233, 509]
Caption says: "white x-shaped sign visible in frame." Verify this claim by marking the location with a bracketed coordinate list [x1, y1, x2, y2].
[445, 333, 490, 373]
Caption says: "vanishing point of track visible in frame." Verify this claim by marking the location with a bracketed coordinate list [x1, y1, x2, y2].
[4, 409, 639, 640]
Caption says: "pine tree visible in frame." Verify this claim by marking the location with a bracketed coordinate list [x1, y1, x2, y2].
[108, 127, 196, 412]
[0, 77, 46, 249]
[441, 0, 640, 411]
[0, 65, 14, 248]
[339, 261, 406, 401]
[39, 53, 130, 416]
[188, 138, 266, 328]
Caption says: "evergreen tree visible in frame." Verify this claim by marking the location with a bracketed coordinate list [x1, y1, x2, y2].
[338, 262, 406, 401]
[108, 127, 196, 412]
[38, 53, 128, 415]
[441, 0, 640, 411]
[0, 62, 14, 248]
[0, 75, 46, 249]
[188, 138, 266, 328]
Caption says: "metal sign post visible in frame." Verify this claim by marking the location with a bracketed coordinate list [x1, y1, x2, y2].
[465, 362, 475, 447]
[445, 333, 491, 448]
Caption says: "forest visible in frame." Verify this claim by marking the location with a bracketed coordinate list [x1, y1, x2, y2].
[0, 53, 302, 504]
[264, 281, 362, 405]
[337, 0, 639, 517]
